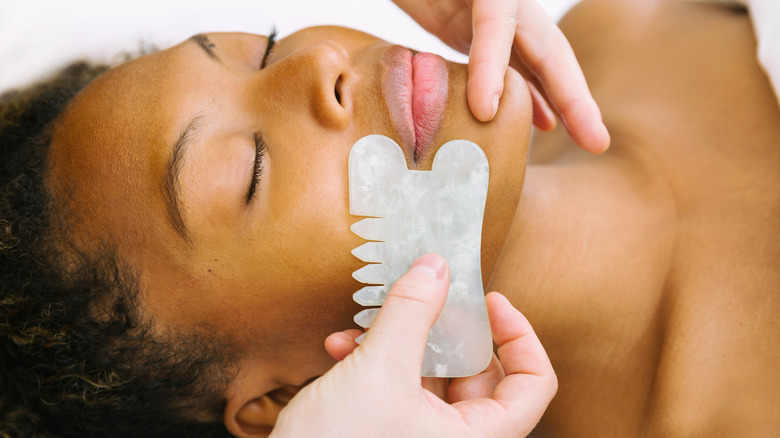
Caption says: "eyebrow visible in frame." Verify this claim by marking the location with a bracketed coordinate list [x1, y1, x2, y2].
[163, 116, 204, 243]
[191, 33, 220, 61]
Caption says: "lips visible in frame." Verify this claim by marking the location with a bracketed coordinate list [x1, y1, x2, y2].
[383, 45, 448, 163]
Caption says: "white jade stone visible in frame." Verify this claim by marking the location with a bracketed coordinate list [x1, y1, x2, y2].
[348, 134, 491, 378]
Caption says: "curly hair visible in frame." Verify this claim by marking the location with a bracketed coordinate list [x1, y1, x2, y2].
[0, 62, 237, 437]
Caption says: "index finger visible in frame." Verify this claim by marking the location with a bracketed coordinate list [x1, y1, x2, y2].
[467, 0, 521, 122]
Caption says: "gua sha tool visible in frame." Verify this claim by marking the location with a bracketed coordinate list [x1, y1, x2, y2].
[349, 134, 492, 378]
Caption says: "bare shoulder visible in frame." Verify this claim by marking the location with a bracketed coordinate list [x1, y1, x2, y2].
[553, 0, 780, 163]
[530, 0, 780, 435]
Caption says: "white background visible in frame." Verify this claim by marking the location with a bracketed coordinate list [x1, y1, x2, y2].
[0, 0, 579, 94]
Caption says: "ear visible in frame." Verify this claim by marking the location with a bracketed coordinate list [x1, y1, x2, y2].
[222, 349, 334, 436]
[222, 361, 283, 438]
[224, 394, 283, 438]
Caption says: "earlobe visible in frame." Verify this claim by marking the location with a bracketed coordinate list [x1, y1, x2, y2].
[222, 354, 330, 437]
[224, 396, 282, 438]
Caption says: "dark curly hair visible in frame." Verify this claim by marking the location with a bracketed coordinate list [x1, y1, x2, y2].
[1, 62, 237, 437]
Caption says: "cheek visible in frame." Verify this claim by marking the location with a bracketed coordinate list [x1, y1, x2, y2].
[235, 139, 366, 343]
[480, 69, 532, 278]
[231, 234, 365, 354]
[204, 218, 365, 354]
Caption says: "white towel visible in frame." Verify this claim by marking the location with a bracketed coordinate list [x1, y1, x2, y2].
[745, 0, 780, 104]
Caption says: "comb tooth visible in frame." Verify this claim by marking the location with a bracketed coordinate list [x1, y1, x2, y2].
[354, 332, 367, 344]
[353, 285, 386, 306]
[351, 241, 384, 263]
[354, 308, 380, 328]
[351, 263, 388, 285]
[350, 218, 386, 242]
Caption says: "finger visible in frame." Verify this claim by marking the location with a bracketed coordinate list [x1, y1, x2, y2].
[467, 0, 521, 121]
[324, 329, 364, 361]
[486, 292, 557, 423]
[508, 56, 557, 131]
[391, 0, 473, 53]
[512, 0, 610, 153]
[422, 376, 449, 401]
[488, 292, 554, 383]
[527, 80, 557, 131]
[360, 254, 450, 380]
[447, 354, 505, 403]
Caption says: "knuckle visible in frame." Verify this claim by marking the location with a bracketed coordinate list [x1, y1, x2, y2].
[384, 288, 433, 309]
[387, 276, 443, 306]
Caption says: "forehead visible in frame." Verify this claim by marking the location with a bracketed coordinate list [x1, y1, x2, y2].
[47, 48, 187, 257]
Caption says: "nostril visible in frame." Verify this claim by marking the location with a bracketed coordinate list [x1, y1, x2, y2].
[335, 74, 343, 105]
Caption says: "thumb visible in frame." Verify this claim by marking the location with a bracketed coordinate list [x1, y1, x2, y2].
[359, 254, 450, 379]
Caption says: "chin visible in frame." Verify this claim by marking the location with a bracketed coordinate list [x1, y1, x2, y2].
[434, 63, 532, 283]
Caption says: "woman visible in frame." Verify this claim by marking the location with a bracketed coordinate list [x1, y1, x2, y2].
[2, 0, 778, 436]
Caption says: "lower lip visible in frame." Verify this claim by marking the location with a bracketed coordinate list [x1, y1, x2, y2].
[383, 46, 448, 162]
[411, 53, 448, 160]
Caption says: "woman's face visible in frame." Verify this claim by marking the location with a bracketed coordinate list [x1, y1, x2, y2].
[48, 26, 531, 429]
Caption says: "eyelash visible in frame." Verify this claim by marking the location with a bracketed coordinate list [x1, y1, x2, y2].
[246, 134, 266, 203]
[247, 30, 277, 204]
[261, 28, 278, 69]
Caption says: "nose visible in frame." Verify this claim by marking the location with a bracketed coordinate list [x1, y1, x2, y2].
[260, 41, 352, 132]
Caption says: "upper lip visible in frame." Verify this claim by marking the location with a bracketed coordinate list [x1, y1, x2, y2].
[381, 45, 448, 167]
[382, 45, 416, 164]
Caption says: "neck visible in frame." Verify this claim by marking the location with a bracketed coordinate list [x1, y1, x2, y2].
[488, 151, 678, 428]
[489, 150, 677, 352]
[488, 164, 587, 312]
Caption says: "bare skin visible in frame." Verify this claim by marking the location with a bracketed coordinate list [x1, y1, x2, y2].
[45, 0, 779, 436]
[47, 24, 532, 436]
[490, 0, 780, 435]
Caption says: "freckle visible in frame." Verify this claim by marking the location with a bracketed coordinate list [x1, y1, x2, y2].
[208, 268, 212, 273]
[214, 258, 218, 262]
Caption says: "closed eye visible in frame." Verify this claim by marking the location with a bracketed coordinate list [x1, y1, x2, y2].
[246, 134, 266, 203]
[246, 29, 277, 204]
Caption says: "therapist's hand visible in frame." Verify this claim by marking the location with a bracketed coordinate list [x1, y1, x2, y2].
[392, 0, 610, 153]
[269, 254, 557, 438]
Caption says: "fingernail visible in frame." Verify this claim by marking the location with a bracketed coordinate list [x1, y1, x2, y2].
[593, 122, 611, 153]
[409, 254, 446, 279]
[600, 122, 611, 141]
[491, 94, 500, 120]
